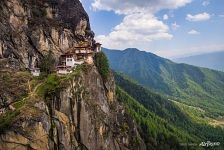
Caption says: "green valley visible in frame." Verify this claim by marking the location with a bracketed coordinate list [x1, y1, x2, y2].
[115, 73, 224, 149]
[103, 48, 224, 118]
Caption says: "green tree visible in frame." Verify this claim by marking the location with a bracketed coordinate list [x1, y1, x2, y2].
[94, 52, 110, 80]
[39, 51, 56, 75]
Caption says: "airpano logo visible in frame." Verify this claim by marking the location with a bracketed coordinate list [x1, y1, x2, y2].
[180, 141, 221, 147]
[199, 141, 220, 147]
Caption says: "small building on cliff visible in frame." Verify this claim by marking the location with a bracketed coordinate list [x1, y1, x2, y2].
[57, 66, 72, 74]
[30, 68, 40, 77]
[57, 42, 101, 74]
[95, 43, 102, 52]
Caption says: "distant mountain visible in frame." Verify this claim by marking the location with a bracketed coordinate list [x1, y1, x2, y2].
[103, 48, 224, 117]
[173, 51, 224, 71]
[115, 73, 224, 148]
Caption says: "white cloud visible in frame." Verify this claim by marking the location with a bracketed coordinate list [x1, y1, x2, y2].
[188, 29, 200, 35]
[202, 0, 210, 6]
[96, 13, 173, 49]
[92, 0, 192, 15]
[219, 14, 224, 18]
[171, 22, 180, 30]
[92, 0, 192, 49]
[186, 12, 211, 22]
[163, 14, 169, 20]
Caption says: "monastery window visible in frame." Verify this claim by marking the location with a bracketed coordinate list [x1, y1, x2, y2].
[67, 58, 73, 61]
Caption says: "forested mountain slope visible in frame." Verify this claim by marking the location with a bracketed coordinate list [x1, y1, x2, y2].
[103, 48, 224, 117]
[115, 73, 224, 149]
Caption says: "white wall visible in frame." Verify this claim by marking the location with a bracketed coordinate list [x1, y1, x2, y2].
[31, 70, 40, 76]
[74, 60, 84, 65]
[96, 46, 101, 52]
[57, 69, 69, 74]
[66, 57, 75, 67]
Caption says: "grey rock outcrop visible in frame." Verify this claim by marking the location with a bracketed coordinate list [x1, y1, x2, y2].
[0, 66, 146, 150]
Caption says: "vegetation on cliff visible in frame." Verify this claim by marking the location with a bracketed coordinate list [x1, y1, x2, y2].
[0, 71, 35, 132]
[95, 52, 110, 80]
[39, 51, 56, 76]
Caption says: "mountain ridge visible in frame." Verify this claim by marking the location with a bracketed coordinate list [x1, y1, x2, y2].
[173, 51, 224, 71]
[103, 47, 224, 117]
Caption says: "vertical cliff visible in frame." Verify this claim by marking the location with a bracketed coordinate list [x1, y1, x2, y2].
[0, 0, 146, 149]
[0, 0, 94, 69]
[0, 65, 146, 150]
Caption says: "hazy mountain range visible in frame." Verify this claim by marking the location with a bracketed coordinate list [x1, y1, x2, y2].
[173, 51, 224, 71]
[103, 48, 224, 117]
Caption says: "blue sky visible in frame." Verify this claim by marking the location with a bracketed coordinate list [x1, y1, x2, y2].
[81, 0, 224, 58]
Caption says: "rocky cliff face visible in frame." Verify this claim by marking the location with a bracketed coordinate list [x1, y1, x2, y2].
[0, 65, 145, 150]
[0, 0, 146, 149]
[0, 0, 94, 69]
